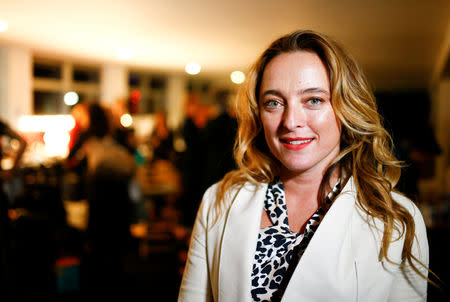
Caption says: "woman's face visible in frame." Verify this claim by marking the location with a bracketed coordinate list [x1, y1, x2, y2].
[259, 51, 341, 178]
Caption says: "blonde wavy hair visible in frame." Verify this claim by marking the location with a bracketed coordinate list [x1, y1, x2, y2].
[217, 29, 429, 281]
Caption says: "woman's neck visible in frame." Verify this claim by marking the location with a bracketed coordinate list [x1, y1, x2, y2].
[278, 166, 340, 233]
[280, 166, 340, 206]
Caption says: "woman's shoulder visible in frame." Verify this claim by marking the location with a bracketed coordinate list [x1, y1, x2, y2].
[346, 176, 423, 221]
[391, 191, 423, 219]
[198, 180, 265, 222]
[390, 191, 428, 241]
[201, 180, 262, 206]
[201, 182, 221, 207]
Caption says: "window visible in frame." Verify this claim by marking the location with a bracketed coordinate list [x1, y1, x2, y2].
[33, 91, 65, 114]
[33, 61, 62, 79]
[128, 71, 167, 114]
[73, 65, 100, 83]
[33, 58, 101, 114]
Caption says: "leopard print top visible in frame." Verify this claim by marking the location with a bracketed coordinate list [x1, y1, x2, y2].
[251, 179, 342, 302]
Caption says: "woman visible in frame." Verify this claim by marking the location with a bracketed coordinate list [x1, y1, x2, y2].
[178, 30, 429, 302]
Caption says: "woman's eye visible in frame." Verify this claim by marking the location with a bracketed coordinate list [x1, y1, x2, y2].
[264, 100, 281, 107]
[307, 98, 323, 106]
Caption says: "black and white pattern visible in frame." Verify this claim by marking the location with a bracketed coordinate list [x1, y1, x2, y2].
[251, 179, 341, 302]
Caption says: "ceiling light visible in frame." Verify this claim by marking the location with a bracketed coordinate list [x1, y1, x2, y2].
[120, 113, 133, 127]
[185, 62, 201, 75]
[0, 21, 8, 32]
[117, 48, 132, 60]
[64, 91, 79, 106]
[230, 71, 245, 84]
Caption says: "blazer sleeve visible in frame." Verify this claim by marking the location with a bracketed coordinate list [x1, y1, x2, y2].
[388, 199, 430, 302]
[178, 186, 216, 302]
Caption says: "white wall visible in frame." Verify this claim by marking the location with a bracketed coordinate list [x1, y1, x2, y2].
[166, 74, 186, 130]
[100, 63, 128, 105]
[0, 46, 32, 128]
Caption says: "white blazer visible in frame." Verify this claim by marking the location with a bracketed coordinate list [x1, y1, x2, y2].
[178, 177, 429, 302]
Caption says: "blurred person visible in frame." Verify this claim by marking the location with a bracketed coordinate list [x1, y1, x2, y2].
[178, 30, 431, 301]
[72, 103, 136, 298]
[66, 102, 91, 200]
[0, 119, 27, 296]
[201, 88, 238, 192]
[150, 111, 177, 163]
[178, 93, 211, 227]
[146, 111, 182, 220]
[67, 102, 96, 163]
[110, 98, 145, 173]
[109, 99, 147, 235]
[68, 102, 90, 154]
[110, 97, 137, 155]
[184, 92, 212, 129]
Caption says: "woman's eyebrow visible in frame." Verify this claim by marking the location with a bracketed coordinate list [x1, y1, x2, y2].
[299, 87, 330, 96]
[261, 87, 329, 98]
[260, 89, 284, 99]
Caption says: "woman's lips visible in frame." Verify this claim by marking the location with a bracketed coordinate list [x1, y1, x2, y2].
[280, 137, 314, 150]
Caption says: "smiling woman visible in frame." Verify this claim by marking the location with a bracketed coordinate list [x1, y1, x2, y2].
[178, 30, 432, 302]
[259, 51, 341, 181]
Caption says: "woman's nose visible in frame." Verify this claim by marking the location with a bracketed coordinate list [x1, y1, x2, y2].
[282, 104, 306, 130]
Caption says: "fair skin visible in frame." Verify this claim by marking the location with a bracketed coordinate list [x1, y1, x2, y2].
[259, 51, 341, 233]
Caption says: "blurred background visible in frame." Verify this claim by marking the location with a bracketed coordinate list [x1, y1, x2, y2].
[0, 0, 449, 301]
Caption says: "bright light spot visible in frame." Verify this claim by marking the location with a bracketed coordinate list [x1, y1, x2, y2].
[64, 91, 79, 106]
[43, 130, 70, 157]
[230, 71, 245, 84]
[18, 115, 75, 132]
[129, 89, 142, 103]
[1, 158, 13, 170]
[174, 136, 186, 153]
[120, 113, 133, 127]
[0, 21, 8, 32]
[117, 48, 132, 60]
[185, 62, 201, 75]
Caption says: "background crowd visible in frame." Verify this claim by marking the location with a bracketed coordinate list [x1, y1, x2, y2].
[0, 87, 238, 300]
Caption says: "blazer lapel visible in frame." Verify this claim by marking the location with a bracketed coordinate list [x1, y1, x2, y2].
[282, 177, 359, 301]
[218, 182, 267, 302]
